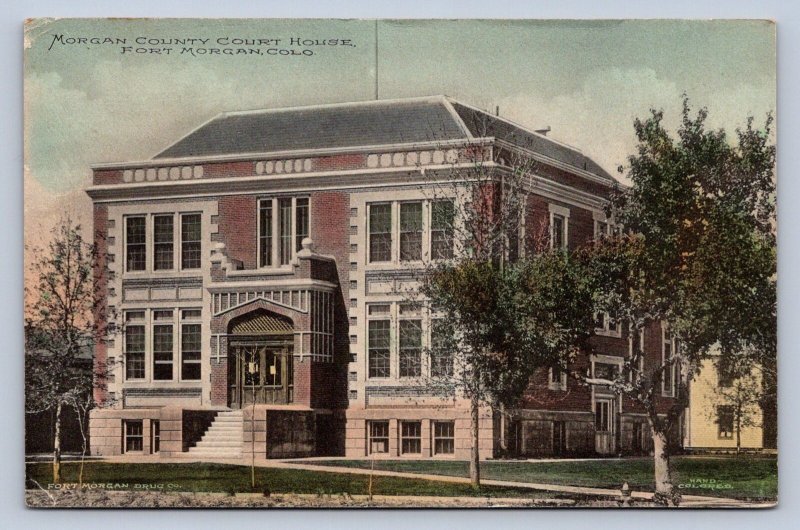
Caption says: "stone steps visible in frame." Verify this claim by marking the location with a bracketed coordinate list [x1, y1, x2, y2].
[186, 410, 243, 458]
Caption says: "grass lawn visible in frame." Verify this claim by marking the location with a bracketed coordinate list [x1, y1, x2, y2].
[25, 462, 551, 499]
[306, 455, 777, 502]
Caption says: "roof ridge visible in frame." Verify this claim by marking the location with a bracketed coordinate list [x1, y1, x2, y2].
[222, 95, 450, 118]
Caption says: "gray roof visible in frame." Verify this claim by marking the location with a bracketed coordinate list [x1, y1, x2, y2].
[154, 95, 613, 182]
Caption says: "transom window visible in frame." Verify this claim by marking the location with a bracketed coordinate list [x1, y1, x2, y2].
[401, 421, 422, 454]
[259, 197, 309, 267]
[368, 421, 389, 454]
[433, 421, 455, 455]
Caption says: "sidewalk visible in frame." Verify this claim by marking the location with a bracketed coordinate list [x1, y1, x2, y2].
[93, 454, 767, 508]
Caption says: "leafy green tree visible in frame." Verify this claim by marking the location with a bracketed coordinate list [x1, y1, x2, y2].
[25, 219, 115, 483]
[586, 97, 776, 505]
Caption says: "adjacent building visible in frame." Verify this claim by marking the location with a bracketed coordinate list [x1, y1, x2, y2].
[87, 95, 678, 460]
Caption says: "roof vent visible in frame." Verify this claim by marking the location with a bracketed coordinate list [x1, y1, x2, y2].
[535, 126, 552, 136]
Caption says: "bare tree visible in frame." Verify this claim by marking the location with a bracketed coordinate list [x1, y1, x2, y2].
[25, 218, 116, 483]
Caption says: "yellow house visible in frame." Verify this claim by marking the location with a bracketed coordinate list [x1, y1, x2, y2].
[685, 354, 764, 452]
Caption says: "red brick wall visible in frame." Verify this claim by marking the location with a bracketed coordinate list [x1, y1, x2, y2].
[210, 358, 228, 406]
[204, 161, 253, 179]
[309, 191, 350, 408]
[93, 204, 109, 405]
[93, 169, 122, 186]
[217, 195, 258, 269]
[312, 154, 366, 172]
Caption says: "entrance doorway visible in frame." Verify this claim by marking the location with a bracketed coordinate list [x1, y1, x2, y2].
[594, 398, 616, 455]
[228, 343, 293, 408]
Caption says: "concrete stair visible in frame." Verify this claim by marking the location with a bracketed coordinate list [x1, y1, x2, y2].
[186, 410, 243, 458]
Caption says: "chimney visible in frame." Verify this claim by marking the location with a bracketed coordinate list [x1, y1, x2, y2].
[535, 126, 551, 136]
[495, 105, 499, 117]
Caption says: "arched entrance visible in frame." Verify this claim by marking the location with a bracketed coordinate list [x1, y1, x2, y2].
[227, 309, 294, 408]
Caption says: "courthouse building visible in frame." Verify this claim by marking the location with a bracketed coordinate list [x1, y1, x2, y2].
[87, 96, 679, 459]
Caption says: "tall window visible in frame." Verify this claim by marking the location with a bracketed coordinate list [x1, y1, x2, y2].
[181, 213, 201, 269]
[124, 311, 145, 380]
[399, 202, 423, 261]
[430, 319, 453, 377]
[552, 214, 566, 249]
[153, 310, 174, 380]
[126, 216, 146, 272]
[433, 421, 455, 455]
[368, 306, 391, 378]
[368, 421, 389, 454]
[278, 198, 293, 265]
[399, 319, 422, 378]
[259, 197, 309, 267]
[180, 309, 201, 381]
[369, 203, 392, 262]
[259, 200, 273, 267]
[153, 215, 174, 270]
[124, 420, 144, 453]
[295, 198, 309, 251]
[595, 401, 611, 433]
[548, 365, 567, 391]
[431, 200, 454, 259]
[151, 420, 160, 454]
[717, 405, 734, 439]
[401, 421, 422, 454]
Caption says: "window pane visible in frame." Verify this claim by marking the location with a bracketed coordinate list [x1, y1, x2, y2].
[401, 421, 421, 454]
[264, 351, 282, 386]
[125, 421, 143, 452]
[399, 319, 422, 378]
[434, 421, 455, 455]
[369, 421, 389, 454]
[259, 200, 273, 267]
[181, 214, 201, 269]
[181, 323, 201, 380]
[153, 325, 173, 380]
[368, 320, 390, 378]
[153, 215, 174, 270]
[430, 319, 453, 377]
[279, 198, 292, 265]
[296, 198, 309, 251]
[552, 215, 565, 249]
[400, 202, 422, 261]
[125, 325, 145, 380]
[431, 200, 454, 259]
[369, 204, 392, 262]
[126, 217, 146, 271]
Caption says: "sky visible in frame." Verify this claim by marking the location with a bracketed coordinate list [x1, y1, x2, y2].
[23, 18, 776, 250]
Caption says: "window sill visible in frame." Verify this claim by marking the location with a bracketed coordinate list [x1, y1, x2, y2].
[594, 329, 623, 338]
[227, 266, 294, 277]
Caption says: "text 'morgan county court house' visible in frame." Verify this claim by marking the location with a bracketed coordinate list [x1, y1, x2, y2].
[87, 96, 680, 460]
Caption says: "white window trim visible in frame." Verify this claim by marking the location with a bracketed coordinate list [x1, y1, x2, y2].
[548, 203, 570, 250]
[548, 365, 568, 391]
[257, 196, 310, 270]
[594, 312, 622, 337]
[124, 212, 203, 274]
[179, 308, 203, 382]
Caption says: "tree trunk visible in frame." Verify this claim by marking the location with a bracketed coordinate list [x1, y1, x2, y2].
[469, 394, 481, 490]
[649, 418, 679, 506]
[53, 401, 62, 484]
[736, 413, 742, 455]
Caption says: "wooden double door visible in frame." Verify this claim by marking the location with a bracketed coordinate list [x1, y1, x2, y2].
[228, 341, 293, 408]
